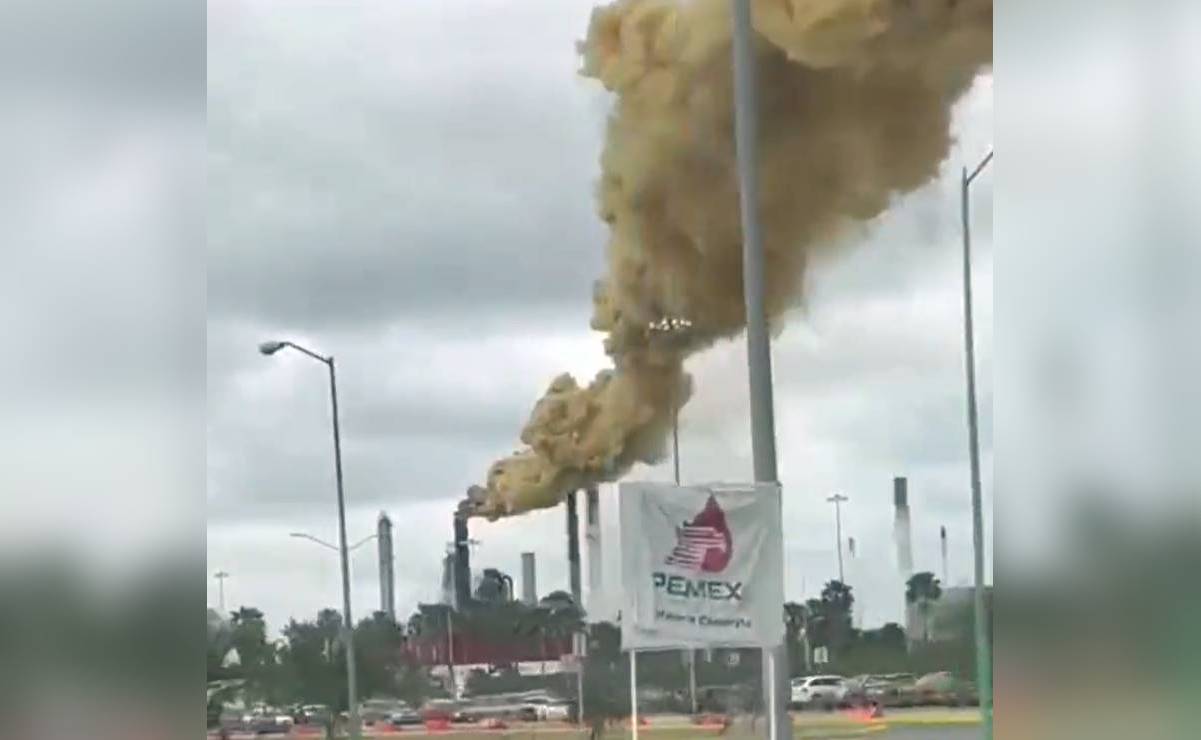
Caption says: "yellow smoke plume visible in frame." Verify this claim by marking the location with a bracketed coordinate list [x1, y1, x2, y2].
[462, 0, 992, 520]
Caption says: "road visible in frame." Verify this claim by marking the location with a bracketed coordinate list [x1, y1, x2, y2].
[876, 728, 977, 739]
[212, 709, 982, 739]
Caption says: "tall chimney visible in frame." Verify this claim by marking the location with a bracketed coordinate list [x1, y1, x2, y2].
[584, 486, 602, 615]
[940, 525, 949, 583]
[377, 512, 396, 620]
[452, 512, 471, 608]
[566, 491, 581, 606]
[893, 476, 914, 577]
[521, 552, 537, 606]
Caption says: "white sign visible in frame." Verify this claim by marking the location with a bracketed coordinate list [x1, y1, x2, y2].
[619, 482, 784, 649]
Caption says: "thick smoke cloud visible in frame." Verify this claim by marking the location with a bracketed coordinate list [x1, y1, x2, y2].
[465, 0, 993, 519]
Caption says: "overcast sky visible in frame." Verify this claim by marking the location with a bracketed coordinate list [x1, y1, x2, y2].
[206, 0, 994, 632]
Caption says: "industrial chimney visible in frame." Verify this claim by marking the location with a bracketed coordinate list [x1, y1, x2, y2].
[893, 477, 914, 578]
[452, 512, 471, 608]
[520, 552, 537, 606]
[377, 512, 396, 620]
[940, 525, 949, 583]
[584, 486, 602, 615]
[566, 491, 581, 606]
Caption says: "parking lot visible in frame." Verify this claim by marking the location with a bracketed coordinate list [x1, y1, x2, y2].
[210, 708, 981, 738]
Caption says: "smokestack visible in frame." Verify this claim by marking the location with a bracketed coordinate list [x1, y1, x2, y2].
[940, 525, 949, 583]
[894, 477, 914, 578]
[566, 491, 581, 606]
[453, 512, 471, 608]
[441, 553, 456, 607]
[521, 552, 537, 606]
[584, 486, 601, 615]
[378, 512, 395, 620]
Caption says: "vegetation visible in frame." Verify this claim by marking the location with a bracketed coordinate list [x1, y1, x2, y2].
[206, 578, 993, 725]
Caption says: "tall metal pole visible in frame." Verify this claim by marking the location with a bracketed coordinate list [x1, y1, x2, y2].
[731, 2, 788, 736]
[826, 494, 848, 582]
[257, 340, 360, 738]
[961, 151, 993, 739]
[327, 358, 361, 740]
[671, 388, 698, 715]
[672, 396, 681, 486]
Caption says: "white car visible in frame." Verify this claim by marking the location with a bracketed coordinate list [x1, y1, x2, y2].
[240, 708, 294, 733]
[534, 701, 573, 721]
[790, 675, 847, 708]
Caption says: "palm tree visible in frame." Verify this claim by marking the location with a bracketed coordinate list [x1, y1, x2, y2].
[905, 572, 943, 642]
[820, 580, 855, 653]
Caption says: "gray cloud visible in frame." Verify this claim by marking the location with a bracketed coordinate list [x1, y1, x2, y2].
[207, 0, 609, 331]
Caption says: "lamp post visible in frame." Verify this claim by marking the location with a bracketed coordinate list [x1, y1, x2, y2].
[961, 151, 993, 739]
[259, 339, 360, 739]
[648, 316, 700, 716]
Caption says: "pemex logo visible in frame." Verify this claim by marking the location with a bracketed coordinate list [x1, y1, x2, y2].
[666, 495, 733, 573]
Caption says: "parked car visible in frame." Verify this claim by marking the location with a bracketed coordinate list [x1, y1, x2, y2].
[291, 704, 330, 726]
[455, 692, 539, 723]
[532, 699, 574, 722]
[240, 707, 294, 734]
[388, 704, 424, 726]
[865, 674, 918, 707]
[914, 671, 978, 706]
[359, 699, 412, 726]
[419, 697, 478, 722]
[789, 675, 847, 709]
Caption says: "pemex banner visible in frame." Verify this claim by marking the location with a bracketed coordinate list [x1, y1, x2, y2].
[619, 482, 784, 649]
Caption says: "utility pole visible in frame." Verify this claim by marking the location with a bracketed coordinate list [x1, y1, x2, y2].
[826, 494, 849, 582]
[961, 150, 994, 739]
[214, 571, 230, 613]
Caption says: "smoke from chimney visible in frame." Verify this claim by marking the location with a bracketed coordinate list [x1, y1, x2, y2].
[461, 0, 993, 519]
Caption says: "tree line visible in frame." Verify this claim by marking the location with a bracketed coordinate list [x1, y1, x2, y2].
[206, 571, 988, 724]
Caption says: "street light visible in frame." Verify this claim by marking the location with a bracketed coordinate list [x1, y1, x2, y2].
[646, 315, 698, 715]
[961, 150, 993, 739]
[260, 339, 361, 740]
[290, 532, 378, 553]
[826, 494, 849, 582]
